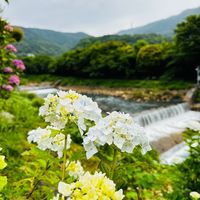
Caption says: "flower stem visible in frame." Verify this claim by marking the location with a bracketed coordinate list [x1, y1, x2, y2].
[62, 134, 67, 181]
[111, 148, 118, 179]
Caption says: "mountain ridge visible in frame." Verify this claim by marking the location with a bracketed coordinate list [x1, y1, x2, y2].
[118, 7, 200, 35]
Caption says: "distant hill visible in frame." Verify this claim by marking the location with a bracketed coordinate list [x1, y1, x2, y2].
[118, 7, 200, 35]
[15, 27, 89, 56]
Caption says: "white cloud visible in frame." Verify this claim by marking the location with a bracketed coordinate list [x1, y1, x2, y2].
[2, 0, 200, 36]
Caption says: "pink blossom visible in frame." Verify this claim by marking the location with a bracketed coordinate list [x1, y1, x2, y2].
[12, 59, 25, 71]
[4, 24, 13, 32]
[3, 67, 13, 73]
[9, 75, 20, 85]
[6, 44, 17, 53]
[2, 84, 14, 91]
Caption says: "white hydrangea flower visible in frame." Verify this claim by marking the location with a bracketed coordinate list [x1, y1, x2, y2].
[39, 90, 102, 133]
[58, 181, 75, 197]
[73, 95, 102, 134]
[66, 160, 84, 179]
[39, 94, 59, 116]
[83, 111, 151, 159]
[56, 171, 124, 200]
[83, 139, 98, 159]
[28, 127, 71, 158]
[28, 127, 53, 151]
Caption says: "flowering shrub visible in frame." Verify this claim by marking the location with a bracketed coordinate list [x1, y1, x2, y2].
[55, 172, 124, 200]
[52, 161, 124, 200]
[0, 18, 25, 96]
[28, 90, 151, 199]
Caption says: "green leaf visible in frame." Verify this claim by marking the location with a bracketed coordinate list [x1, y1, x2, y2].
[99, 161, 111, 177]
[0, 176, 7, 191]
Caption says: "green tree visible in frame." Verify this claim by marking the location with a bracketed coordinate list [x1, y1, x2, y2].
[23, 55, 56, 74]
[175, 15, 200, 55]
[133, 39, 148, 54]
[136, 44, 164, 78]
[56, 41, 136, 78]
[172, 15, 200, 80]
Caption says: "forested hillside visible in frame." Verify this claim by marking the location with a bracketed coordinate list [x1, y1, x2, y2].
[15, 27, 89, 56]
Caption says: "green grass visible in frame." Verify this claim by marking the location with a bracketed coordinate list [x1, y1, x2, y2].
[21, 74, 193, 90]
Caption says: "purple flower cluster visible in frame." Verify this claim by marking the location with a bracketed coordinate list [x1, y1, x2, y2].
[12, 59, 26, 71]
[2, 84, 14, 91]
[3, 67, 13, 73]
[9, 75, 20, 85]
[6, 44, 17, 53]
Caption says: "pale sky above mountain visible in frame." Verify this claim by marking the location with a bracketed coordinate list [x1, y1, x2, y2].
[2, 0, 200, 36]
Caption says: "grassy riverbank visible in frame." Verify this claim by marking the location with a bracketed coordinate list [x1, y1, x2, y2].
[21, 74, 193, 90]
[21, 74, 194, 102]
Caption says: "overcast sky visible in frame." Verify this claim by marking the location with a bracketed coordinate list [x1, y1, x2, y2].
[1, 0, 200, 36]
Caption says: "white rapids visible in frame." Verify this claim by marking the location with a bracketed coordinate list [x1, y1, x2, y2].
[19, 86, 58, 97]
[134, 103, 200, 165]
[134, 103, 200, 142]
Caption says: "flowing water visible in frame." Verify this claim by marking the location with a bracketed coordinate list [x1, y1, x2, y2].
[87, 94, 166, 114]
[20, 86, 166, 113]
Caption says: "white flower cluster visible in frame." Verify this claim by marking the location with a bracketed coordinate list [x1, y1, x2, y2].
[53, 171, 124, 200]
[28, 127, 71, 158]
[39, 90, 102, 133]
[66, 160, 84, 179]
[28, 90, 102, 158]
[83, 111, 151, 159]
[28, 90, 151, 160]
